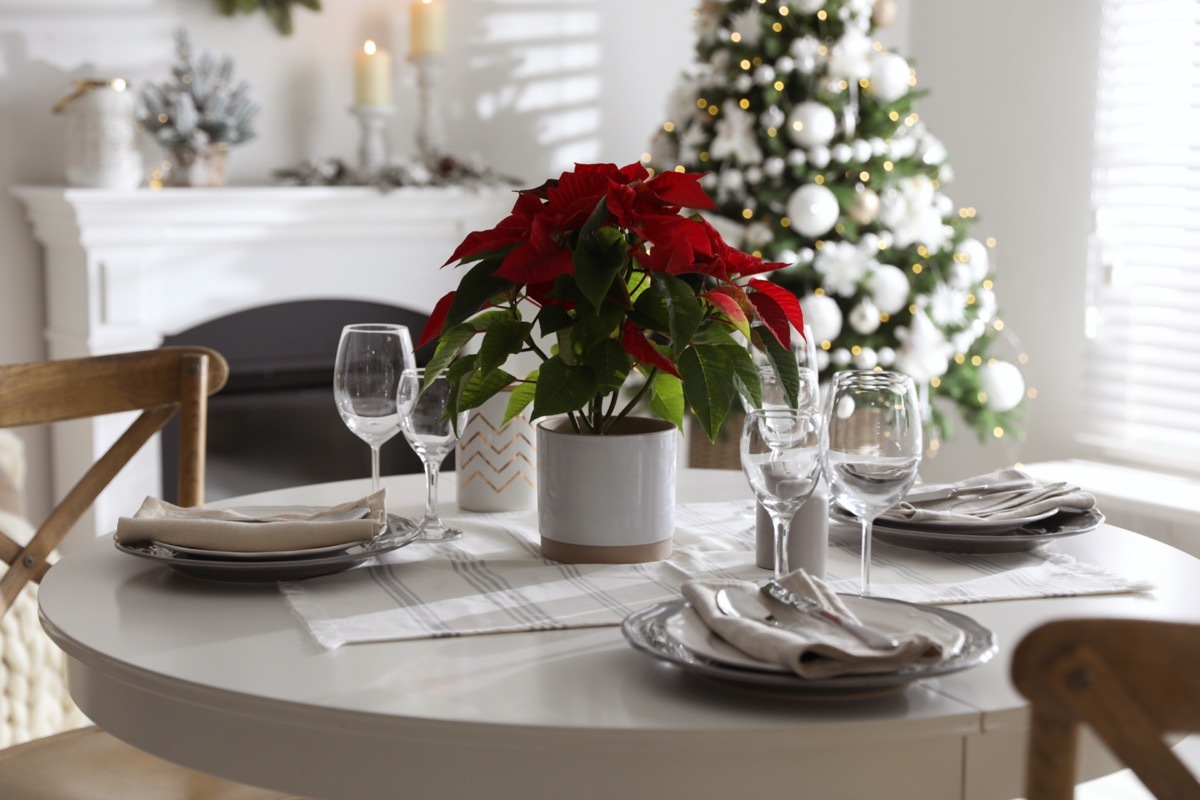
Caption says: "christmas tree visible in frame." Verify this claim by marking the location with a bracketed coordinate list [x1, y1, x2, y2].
[649, 0, 1027, 442]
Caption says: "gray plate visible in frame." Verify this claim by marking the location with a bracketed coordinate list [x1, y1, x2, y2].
[621, 597, 996, 698]
[836, 505, 1060, 534]
[871, 509, 1106, 553]
[114, 514, 421, 581]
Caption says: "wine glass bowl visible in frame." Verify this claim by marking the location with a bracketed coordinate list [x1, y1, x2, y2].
[740, 407, 822, 580]
[820, 370, 922, 596]
[398, 368, 467, 542]
[333, 323, 416, 494]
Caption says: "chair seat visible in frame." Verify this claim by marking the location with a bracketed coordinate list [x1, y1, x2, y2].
[0, 725, 304, 799]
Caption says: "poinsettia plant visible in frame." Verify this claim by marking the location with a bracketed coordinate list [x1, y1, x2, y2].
[417, 161, 807, 440]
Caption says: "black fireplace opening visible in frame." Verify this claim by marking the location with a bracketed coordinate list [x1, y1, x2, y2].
[162, 299, 439, 503]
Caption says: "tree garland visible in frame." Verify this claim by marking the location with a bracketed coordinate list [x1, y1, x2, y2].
[211, 0, 320, 36]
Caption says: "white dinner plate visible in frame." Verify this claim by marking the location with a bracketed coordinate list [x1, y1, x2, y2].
[622, 598, 996, 698]
[665, 595, 967, 675]
[146, 538, 367, 561]
[870, 508, 1106, 554]
[115, 514, 421, 581]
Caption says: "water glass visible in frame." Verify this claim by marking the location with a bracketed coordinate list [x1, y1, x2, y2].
[820, 370, 922, 596]
[333, 324, 415, 494]
[740, 407, 822, 580]
[398, 368, 467, 542]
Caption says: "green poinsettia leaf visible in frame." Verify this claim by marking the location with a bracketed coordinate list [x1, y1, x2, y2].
[726, 344, 762, 411]
[573, 225, 626, 312]
[504, 371, 538, 425]
[458, 368, 516, 411]
[754, 325, 801, 408]
[532, 356, 597, 419]
[629, 281, 671, 333]
[443, 354, 479, 412]
[446, 256, 513, 329]
[584, 338, 631, 394]
[655, 273, 704, 357]
[538, 304, 574, 336]
[425, 322, 477, 384]
[649, 371, 685, 432]
[679, 343, 737, 443]
[477, 319, 532, 375]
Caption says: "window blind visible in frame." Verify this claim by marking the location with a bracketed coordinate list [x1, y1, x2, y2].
[1084, 0, 1200, 472]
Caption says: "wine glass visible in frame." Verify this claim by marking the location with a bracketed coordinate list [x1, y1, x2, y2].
[398, 368, 468, 542]
[740, 407, 823, 580]
[740, 324, 821, 413]
[820, 370, 922, 596]
[333, 323, 415, 494]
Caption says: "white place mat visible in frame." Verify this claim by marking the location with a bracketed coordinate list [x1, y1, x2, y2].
[280, 501, 1155, 650]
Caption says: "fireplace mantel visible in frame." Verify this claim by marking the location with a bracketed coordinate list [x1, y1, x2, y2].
[14, 184, 514, 543]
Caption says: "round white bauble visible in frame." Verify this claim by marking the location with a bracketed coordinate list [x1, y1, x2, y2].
[797, 247, 815, 264]
[775, 249, 799, 266]
[867, 264, 909, 314]
[800, 293, 844, 341]
[831, 348, 852, 366]
[935, 194, 954, 216]
[870, 53, 911, 103]
[787, 184, 840, 237]
[852, 139, 873, 162]
[870, 136, 887, 156]
[876, 346, 896, 366]
[981, 360, 1026, 413]
[815, 349, 831, 371]
[956, 238, 990, 282]
[763, 156, 786, 178]
[831, 143, 852, 163]
[735, 74, 754, 93]
[808, 145, 831, 169]
[877, 230, 894, 249]
[854, 348, 879, 370]
[786, 101, 837, 148]
[792, 0, 827, 13]
[872, 0, 898, 27]
[776, 55, 796, 74]
[849, 298, 882, 334]
[848, 187, 881, 225]
[755, 64, 776, 85]
[761, 105, 786, 130]
[745, 166, 764, 184]
[949, 262, 974, 289]
[786, 149, 808, 167]
[700, 173, 718, 191]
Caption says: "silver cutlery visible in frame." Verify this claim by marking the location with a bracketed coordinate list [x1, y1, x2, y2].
[902, 478, 1037, 504]
[715, 586, 900, 651]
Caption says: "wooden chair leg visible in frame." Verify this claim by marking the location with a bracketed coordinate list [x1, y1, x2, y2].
[1026, 707, 1079, 800]
[178, 352, 209, 507]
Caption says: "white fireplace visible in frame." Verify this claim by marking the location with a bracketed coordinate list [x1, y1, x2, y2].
[15, 185, 514, 544]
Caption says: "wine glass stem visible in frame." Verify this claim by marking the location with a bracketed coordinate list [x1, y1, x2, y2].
[422, 458, 441, 527]
[370, 445, 382, 494]
[860, 517, 873, 597]
[771, 511, 792, 581]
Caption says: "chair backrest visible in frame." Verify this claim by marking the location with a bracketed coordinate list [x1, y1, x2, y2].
[1012, 617, 1200, 800]
[0, 347, 229, 616]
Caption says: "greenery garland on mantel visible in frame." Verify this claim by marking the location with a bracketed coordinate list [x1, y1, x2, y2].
[211, 0, 321, 36]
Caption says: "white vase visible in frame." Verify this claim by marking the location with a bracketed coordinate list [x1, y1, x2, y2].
[58, 78, 143, 190]
[454, 389, 536, 512]
[536, 416, 676, 564]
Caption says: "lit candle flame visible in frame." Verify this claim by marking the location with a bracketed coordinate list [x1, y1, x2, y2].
[363, 40, 377, 56]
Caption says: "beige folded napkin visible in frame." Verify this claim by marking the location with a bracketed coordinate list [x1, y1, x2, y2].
[681, 570, 964, 679]
[115, 491, 387, 553]
[886, 468, 1097, 523]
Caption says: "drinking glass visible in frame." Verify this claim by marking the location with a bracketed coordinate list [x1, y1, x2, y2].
[333, 324, 415, 494]
[398, 368, 468, 542]
[820, 370, 922, 596]
[740, 407, 822, 580]
[739, 324, 821, 413]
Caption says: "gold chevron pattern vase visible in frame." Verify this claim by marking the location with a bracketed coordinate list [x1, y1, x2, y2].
[454, 389, 537, 512]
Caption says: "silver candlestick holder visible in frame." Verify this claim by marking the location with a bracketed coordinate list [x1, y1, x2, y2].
[349, 105, 396, 173]
[411, 55, 446, 161]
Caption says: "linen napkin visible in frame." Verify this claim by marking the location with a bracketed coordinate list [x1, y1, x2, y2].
[886, 468, 1097, 523]
[681, 570, 965, 679]
[115, 490, 386, 553]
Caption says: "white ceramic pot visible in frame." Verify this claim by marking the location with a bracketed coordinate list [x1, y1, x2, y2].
[536, 416, 676, 564]
[455, 389, 536, 512]
[58, 78, 143, 190]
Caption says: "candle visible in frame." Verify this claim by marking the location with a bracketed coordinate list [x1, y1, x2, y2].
[409, 0, 445, 57]
[354, 40, 392, 107]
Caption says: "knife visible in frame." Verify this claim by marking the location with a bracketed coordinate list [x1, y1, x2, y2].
[902, 478, 1036, 505]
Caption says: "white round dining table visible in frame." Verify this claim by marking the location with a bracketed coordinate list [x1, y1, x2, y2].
[37, 469, 1200, 800]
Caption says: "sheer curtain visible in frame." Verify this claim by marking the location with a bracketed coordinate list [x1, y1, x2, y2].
[1084, 0, 1200, 473]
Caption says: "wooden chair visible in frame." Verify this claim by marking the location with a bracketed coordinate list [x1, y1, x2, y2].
[1012, 617, 1200, 800]
[0, 347, 304, 799]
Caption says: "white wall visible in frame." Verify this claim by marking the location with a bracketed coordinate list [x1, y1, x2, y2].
[0, 0, 1101, 520]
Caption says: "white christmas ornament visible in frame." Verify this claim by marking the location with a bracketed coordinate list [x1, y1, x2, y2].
[828, 28, 873, 82]
[763, 156, 786, 178]
[894, 309, 951, 382]
[981, 360, 1026, 412]
[791, 0, 827, 14]
[848, 187, 880, 225]
[831, 348, 852, 366]
[956, 238, 990, 282]
[808, 145, 831, 169]
[866, 264, 909, 314]
[852, 139, 873, 163]
[786, 101, 837, 148]
[787, 183, 840, 238]
[831, 143, 852, 163]
[849, 298, 882, 334]
[800, 293, 844, 342]
[711, 101, 763, 164]
[854, 348, 879, 370]
[870, 53, 911, 103]
[877, 346, 896, 366]
[754, 65, 776, 85]
[776, 55, 796, 74]
[786, 149, 807, 167]
[814, 240, 870, 296]
[761, 105, 785, 131]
